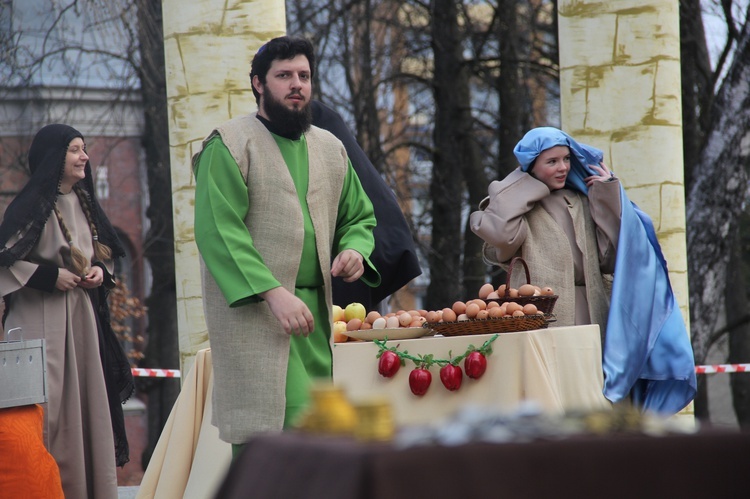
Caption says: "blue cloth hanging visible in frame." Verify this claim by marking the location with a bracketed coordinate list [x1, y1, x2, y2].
[514, 127, 696, 414]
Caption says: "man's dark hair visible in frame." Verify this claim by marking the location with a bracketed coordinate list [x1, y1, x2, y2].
[250, 36, 315, 105]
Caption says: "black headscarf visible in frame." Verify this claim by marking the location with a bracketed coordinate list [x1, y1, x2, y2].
[0, 124, 133, 466]
[311, 101, 422, 310]
[0, 124, 125, 266]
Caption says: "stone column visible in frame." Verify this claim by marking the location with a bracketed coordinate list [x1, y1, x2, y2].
[558, 1, 692, 416]
[161, 0, 286, 374]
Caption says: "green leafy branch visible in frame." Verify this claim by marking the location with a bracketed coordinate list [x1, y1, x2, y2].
[373, 334, 498, 368]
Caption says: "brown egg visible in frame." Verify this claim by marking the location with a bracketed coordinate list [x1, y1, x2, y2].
[486, 301, 499, 310]
[497, 284, 507, 296]
[488, 307, 504, 318]
[476, 309, 489, 320]
[409, 318, 424, 328]
[360, 321, 373, 330]
[512, 310, 525, 317]
[508, 288, 520, 298]
[522, 303, 538, 315]
[365, 311, 382, 324]
[474, 299, 487, 310]
[486, 291, 500, 300]
[541, 286, 555, 296]
[408, 309, 421, 317]
[418, 309, 429, 317]
[346, 318, 363, 331]
[505, 302, 523, 315]
[478, 283, 495, 300]
[398, 312, 413, 327]
[465, 303, 480, 318]
[518, 284, 536, 297]
[452, 301, 467, 315]
[386, 316, 401, 328]
[442, 308, 457, 322]
[425, 310, 440, 323]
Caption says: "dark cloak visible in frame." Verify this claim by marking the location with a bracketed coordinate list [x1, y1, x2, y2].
[0, 124, 133, 466]
[311, 101, 422, 310]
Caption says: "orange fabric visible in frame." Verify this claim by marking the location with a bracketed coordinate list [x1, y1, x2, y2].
[0, 404, 64, 498]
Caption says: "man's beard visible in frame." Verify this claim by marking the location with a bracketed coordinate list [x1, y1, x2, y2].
[262, 89, 312, 138]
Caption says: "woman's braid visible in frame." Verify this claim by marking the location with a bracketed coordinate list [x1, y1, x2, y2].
[53, 205, 89, 276]
[74, 185, 112, 261]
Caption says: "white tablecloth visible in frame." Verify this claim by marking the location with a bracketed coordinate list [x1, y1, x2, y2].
[136, 348, 231, 499]
[136, 326, 610, 497]
[333, 324, 612, 426]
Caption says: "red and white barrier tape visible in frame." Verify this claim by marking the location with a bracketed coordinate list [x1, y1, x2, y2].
[130, 365, 749, 378]
[131, 367, 181, 378]
[695, 364, 750, 374]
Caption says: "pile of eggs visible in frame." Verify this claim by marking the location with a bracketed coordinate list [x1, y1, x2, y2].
[341, 282, 556, 332]
[347, 310, 427, 331]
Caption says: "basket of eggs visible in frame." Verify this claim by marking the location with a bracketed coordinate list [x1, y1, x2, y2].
[423, 257, 558, 337]
[492, 257, 558, 314]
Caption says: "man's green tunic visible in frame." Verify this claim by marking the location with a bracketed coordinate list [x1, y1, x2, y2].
[195, 130, 378, 429]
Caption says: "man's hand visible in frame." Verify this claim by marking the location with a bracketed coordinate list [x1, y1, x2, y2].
[261, 286, 315, 337]
[55, 268, 81, 291]
[331, 249, 364, 283]
[78, 265, 104, 289]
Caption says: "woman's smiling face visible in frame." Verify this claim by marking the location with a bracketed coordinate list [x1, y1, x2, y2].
[61, 137, 88, 192]
[530, 145, 570, 191]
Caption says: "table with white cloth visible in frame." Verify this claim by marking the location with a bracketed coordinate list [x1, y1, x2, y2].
[332, 324, 612, 426]
[136, 348, 231, 499]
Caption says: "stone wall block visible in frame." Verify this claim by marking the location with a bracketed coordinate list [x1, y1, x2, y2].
[584, 65, 656, 131]
[660, 183, 688, 233]
[161, 0, 222, 34]
[614, 8, 679, 66]
[176, 34, 255, 94]
[558, 15, 618, 68]
[167, 93, 233, 146]
[163, 38, 188, 97]
[609, 126, 682, 186]
[651, 58, 682, 123]
[624, 184, 662, 225]
[659, 231, 688, 275]
[172, 188, 197, 242]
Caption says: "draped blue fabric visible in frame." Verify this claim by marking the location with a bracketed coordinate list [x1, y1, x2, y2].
[513, 127, 696, 414]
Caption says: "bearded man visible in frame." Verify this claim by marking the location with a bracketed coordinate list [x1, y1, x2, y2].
[192, 36, 380, 457]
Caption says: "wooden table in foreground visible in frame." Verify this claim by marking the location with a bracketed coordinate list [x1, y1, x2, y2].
[216, 431, 750, 499]
[333, 324, 612, 426]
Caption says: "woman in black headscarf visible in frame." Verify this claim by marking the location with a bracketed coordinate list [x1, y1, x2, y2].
[0, 124, 133, 499]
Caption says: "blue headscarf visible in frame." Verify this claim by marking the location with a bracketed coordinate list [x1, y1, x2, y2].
[514, 127, 696, 414]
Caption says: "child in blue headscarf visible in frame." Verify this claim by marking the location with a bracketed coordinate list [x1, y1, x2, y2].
[470, 127, 621, 335]
[471, 127, 696, 415]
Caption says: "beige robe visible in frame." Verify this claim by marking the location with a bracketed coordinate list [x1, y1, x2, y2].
[195, 115, 348, 443]
[0, 191, 117, 499]
[470, 169, 621, 339]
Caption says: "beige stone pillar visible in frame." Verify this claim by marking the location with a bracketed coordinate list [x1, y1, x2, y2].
[162, 0, 286, 374]
[558, 1, 692, 417]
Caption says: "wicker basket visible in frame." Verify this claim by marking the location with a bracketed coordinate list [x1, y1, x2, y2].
[495, 257, 558, 314]
[424, 314, 556, 337]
